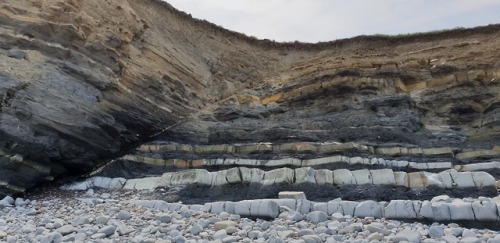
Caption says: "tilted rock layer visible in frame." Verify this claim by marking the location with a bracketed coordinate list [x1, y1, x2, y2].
[0, 0, 500, 196]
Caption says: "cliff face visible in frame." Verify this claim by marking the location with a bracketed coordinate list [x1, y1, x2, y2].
[1, 0, 500, 196]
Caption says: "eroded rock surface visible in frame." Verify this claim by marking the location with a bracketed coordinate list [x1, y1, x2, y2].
[1, 0, 500, 196]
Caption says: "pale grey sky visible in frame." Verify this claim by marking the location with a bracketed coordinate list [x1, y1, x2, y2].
[166, 0, 500, 43]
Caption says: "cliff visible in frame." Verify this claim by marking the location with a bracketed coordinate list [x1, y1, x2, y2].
[1, 0, 500, 196]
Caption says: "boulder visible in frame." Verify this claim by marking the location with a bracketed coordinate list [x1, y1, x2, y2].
[306, 211, 328, 223]
[256, 200, 280, 218]
[393, 230, 421, 243]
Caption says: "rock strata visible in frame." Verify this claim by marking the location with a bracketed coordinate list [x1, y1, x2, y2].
[1, 0, 500, 195]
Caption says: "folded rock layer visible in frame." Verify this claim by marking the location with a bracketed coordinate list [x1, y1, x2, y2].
[1, 0, 500, 196]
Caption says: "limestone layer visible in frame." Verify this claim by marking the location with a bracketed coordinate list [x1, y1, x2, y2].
[61, 167, 498, 192]
[1, 0, 500, 196]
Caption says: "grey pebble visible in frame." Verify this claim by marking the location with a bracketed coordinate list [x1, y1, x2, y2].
[98, 225, 116, 236]
[95, 215, 109, 225]
[213, 229, 228, 240]
[116, 210, 132, 220]
[299, 229, 315, 236]
[90, 232, 107, 239]
[191, 224, 203, 235]
[57, 225, 77, 236]
[429, 225, 444, 238]
[155, 213, 172, 223]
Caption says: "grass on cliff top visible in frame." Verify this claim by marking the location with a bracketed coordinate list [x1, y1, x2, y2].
[370, 27, 467, 39]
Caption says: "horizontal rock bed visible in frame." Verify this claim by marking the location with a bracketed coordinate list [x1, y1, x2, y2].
[137, 141, 500, 160]
[66, 167, 498, 191]
[121, 154, 500, 172]
[137, 142, 457, 157]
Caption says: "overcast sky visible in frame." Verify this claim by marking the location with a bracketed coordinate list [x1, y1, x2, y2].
[166, 0, 500, 43]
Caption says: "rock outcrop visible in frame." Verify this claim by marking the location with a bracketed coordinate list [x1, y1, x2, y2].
[1, 0, 500, 196]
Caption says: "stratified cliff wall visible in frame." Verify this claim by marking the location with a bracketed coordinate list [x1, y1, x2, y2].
[0, 0, 499, 196]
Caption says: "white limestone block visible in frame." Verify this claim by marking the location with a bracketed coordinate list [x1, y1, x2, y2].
[393, 172, 408, 187]
[384, 200, 418, 219]
[225, 167, 241, 184]
[269, 199, 297, 211]
[370, 169, 395, 185]
[279, 191, 306, 200]
[431, 202, 451, 221]
[267, 158, 301, 167]
[340, 201, 359, 216]
[448, 200, 474, 220]
[315, 169, 333, 185]
[239, 167, 264, 184]
[327, 199, 343, 215]
[294, 167, 316, 184]
[235, 159, 257, 166]
[419, 201, 434, 219]
[302, 156, 340, 166]
[257, 200, 280, 218]
[437, 171, 454, 189]
[296, 199, 313, 214]
[423, 172, 444, 189]
[123, 177, 160, 190]
[263, 168, 295, 185]
[211, 170, 228, 186]
[352, 169, 372, 185]
[60, 180, 92, 191]
[407, 172, 426, 189]
[333, 169, 355, 185]
[349, 157, 364, 165]
[312, 202, 328, 213]
[471, 171, 496, 189]
[170, 169, 213, 186]
[472, 201, 497, 221]
[354, 200, 382, 218]
[452, 172, 476, 188]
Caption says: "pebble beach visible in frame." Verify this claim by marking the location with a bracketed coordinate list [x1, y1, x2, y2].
[1, 188, 499, 243]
